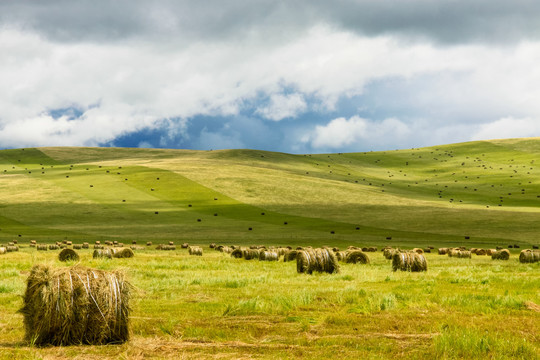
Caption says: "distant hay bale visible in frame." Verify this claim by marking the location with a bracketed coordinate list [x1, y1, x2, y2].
[58, 249, 79, 262]
[392, 252, 428, 272]
[95, 241, 101, 245]
[383, 248, 396, 259]
[243, 249, 260, 260]
[361, 247, 368, 252]
[82, 243, 89, 249]
[335, 251, 348, 262]
[8, 241, 14, 246]
[181, 243, 189, 248]
[496, 246, 503, 250]
[94, 245, 104, 249]
[412, 248, 424, 254]
[219, 246, 232, 254]
[230, 249, 243, 258]
[66, 241, 72, 246]
[448, 249, 471, 258]
[209, 243, 216, 248]
[12, 239, 18, 244]
[115, 243, 124, 248]
[491, 249, 510, 260]
[486, 249, 497, 256]
[37, 244, 48, 251]
[30, 240, 37, 245]
[345, 250, 370, 264]
[283, 250, 297, 262]
[93, 249, 112, 259]
[332, 247, 340, 252]
[296, 248, 339, 274]
[113, 248, 135, 258]
[423, 248, 431, 253]
[188, 246, 203, 256]
[367, 247, 378, 252]
[73, 244, 82, 250]
[475, 248, 487, 256]
[0, 247, 6, 255]
[132, 241, 137, 245]
[438, 248, 449, 255]
[519, 249, 540, 263]
[19, 264, 130, 346]
[259, 251, 279, 261]
[6, 246, 19, 252]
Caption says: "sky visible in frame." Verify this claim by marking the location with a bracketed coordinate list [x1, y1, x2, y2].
[1, 0, 540, 153]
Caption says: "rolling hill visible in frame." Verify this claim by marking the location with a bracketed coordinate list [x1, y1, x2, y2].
[1, 138, 539, 248]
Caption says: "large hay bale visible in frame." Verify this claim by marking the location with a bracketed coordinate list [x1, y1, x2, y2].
[259, 251, 279, 261]
[242, 249, 260, 260]
[113, 248, 135, 258]
[448, 249, 471, 258]
[296, 248, 339, 274]
[19, 264, 130, 345]
[438, 248, 448, 255]
[392, 252, 428, 272]
[345, 250, 370, 264]
[519, 249, 540, 263]
[188, 246, 203, 256]
[37, 244, 48, 251]
[93, 249, 113, 259]
[0, 247, 6, 255]
[491, 249, 510, 260]
[73, 244, 82, 250]
[6, 246, 19, 252]
[475, 248, 487, 256]
[283, 250, 297, 262]
[58, 249, 79, 262]
[230, 248, 243, 258]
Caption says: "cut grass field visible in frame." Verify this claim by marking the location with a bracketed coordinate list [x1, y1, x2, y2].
[0, 138, 539, 359]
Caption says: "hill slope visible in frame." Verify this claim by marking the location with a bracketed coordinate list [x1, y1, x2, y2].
[1, 138, 539, 247]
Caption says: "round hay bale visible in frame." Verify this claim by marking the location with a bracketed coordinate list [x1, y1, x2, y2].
[438, 248, 448, 255]
[37, 244, 48, 251]
[19, 264, 131, 345]
[486, 249, 496, 256]
[383, 247, 396, 260]
[8, 241, 14, 246]
[113, 248, 135, 258]
[491, 249, 510, 260]
[94, 244, 104, 249]
[73, 244, 82, 250]
[181, 243, 189, 248]
[392, 251, 427, 272]
[334, 251, 347, 262]
[231, 249, 243, 258]
[412, 248, 424, 254]
[12, 239, 17, 244]
[132, 240, 137, 245]
[519, 249, 540, 263]
[345, 250, 370, 264]
[48, 244, 59, 250]
[259, 251, 278, 261]
[95, 241, 101, 245]
[59, 248, 79, 262]
[475, 248, 487, 256]
[93, 249, 112, 259]
[0, 247, 6, 255]
[82, 243, 89, 249]
[296, 248, 339, 274]
[7, 246, 19, 252]
[283, 250, 297, 262]
[188, 246, 203, 256]
[30, 240, 37, 245]
[367, 247, 378, 252]
[423, 248, 431, 253]
[209, 243, 216, 248]
[332, 247, 340, 252]
[66, 241, 72, 246]
[243, 249, 260, 260]
[146, 242, 152, 246]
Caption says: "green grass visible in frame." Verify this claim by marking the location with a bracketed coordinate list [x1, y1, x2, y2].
[0, 138, 539, 358]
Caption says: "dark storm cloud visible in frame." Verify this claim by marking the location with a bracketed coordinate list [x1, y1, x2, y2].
[1, 0, 539, 44]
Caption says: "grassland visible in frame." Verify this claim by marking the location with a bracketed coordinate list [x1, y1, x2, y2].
[0, 138, 539, 359]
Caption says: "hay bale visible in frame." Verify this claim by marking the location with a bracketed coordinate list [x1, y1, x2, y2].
[486, 249, 496, 256]
[94, 245, 104, 249]
[448, 249, 471, 258]
[259, 251, 279, 261]
[73, 244, 82, 250]
[146, 242, 152, 246]
[392, 251, 427, 272]
[438, 248, 448, 255]
[345, 250, 370, 264]
[423, 248, 431, 253]
[48, 244, 59, 250]
[37, 244, 48, 251]
[19, 264, 130, 345]
[8, 241, 14, 246]
[367, 247, 378, 252]
[383, 247, 396, 260]
[491, 249, 510, 260]
[335, 251, 348, 262]
[188, 246, 203, 256]
[113, 248, 135, 258]
[93, 249, 112, 259]
[82, 243, 89, 249]
[181, 243, 189, 248]
[0, 247, 6, 255]
[66, 241, 72, 246]
[243, 249, 260, 260]
[95, 241, 101, 245]
[6, 246, 19, 252]
[132, 241, 137, 245]
[209, 243, 216, 248]
[412, 248, 424, 254]
[475, 248, 487, 256]
[231, 248, 243, 258]
[519, 249, 540, 263]
[283, 250, 297, 262]
[296, 248, 339, 274]
[58, 249, 79, 262]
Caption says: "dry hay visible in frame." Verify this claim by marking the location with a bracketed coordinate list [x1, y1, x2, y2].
[230, 248, 244, 258]
[30, 240, 37, 245]
[412, 248, 424, 254]
[94, 244, 104, 250]
[82, 243, 89, 249]
[259, 251, 279, 261]
[8, 241, 14, 246]
[93, 249, 113, 259]
[486, 249, 497, 256]
[332, 247, 340, 252]
[13, 239, 18, 244]
[335, 251, 348, 262]
[519, 249, 540, 263]
[491, 249, 510, 260]
[475, 248, 487, 256]
[181, 242, 189, 248]
[161, 245, 177, 251]
[19, 264, 130, 346]
[146, 242, 152, 246]
[7, 246, 19, 252]
[243, 249, 260, 260]
[296, 248, 340, 274]
[73, 244, 82, 250]
[115, 243, 124, 248]
[218, 246, 232, 253]
[37, 244, 48, 251]
[58, 249, 79, 262]
[209, 243, 216, 248]
[383, 247, 397, 260]
[188, 246, 203, 256]
[438, 248, 449, 255]
[392, 251, 428, 272]
[105, 241, 113, 246]
[95, 241, 101, 245]
[423, 248, 431, 253]
[66, 241, 73, 246]
[132, 240, 137, 245]
[0, 247, 6, 255]
[283, 250, 297, 262]
[448, 249, 471, 258]
[345, 250, 370, 264]
[113, 248, 135, 258]
[367, 247, 378, 252]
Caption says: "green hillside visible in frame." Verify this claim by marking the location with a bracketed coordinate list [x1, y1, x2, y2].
[1, 138, 539, 248]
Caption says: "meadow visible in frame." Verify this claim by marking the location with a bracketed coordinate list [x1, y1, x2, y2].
[0, 138, 539, 359]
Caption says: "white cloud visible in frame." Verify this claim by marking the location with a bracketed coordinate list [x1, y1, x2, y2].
[256, 93, 307, 121]
[308, 116, 411, 149]
[471, 117, 540, 141]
